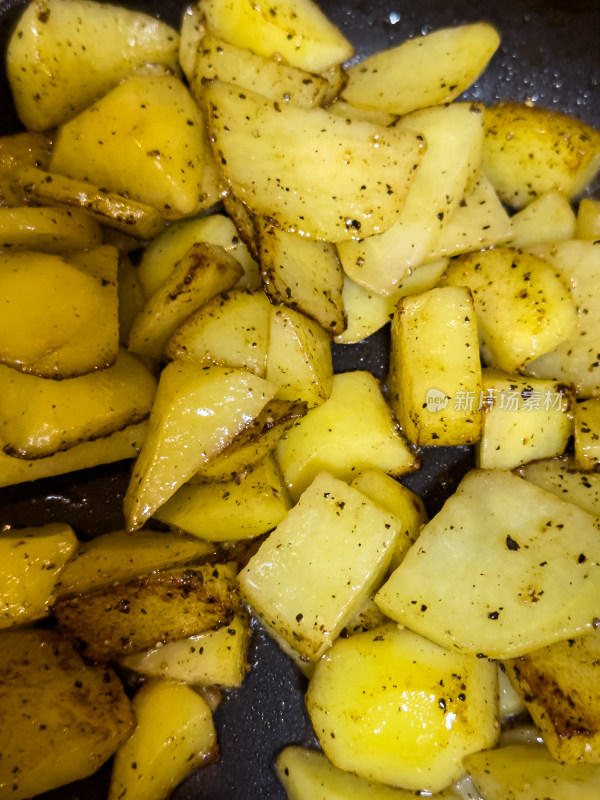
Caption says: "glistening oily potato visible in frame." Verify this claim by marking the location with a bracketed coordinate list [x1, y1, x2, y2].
[0, 1, 599, 800]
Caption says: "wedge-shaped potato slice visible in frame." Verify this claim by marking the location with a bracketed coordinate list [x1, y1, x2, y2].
[328, 100, 396, 127]
[343, 23, 499, 115]
[276, 746, 463, 800]
[193, 34, 328, 108]
[0, 206, 102, 252]
[0, 246, 119, 378]
[0, 348, 156, 459]
[443, 247, 578, 372]
[338, 102, 484, 293]
[576, 198, 600, 240]
[118, 254, 145, 346]
[138, 213, 259, 298]
[258, 221, 346, 335]
[510, 190, 576, 248]
[179, 4, 204, 83]
[129, 242, 244, 360]
[277, 370, 417, 500]
[477, 370, 573, 470]
[483, 102, 600, 208]
[334, 259, 448, 345]
[0, 421, 147, 489]
[239, 472, 400, 660]
[575, 399, 600, 472]
[53, 529, 218, 599]
[0, 131, 52, 206]
[306, 623, 498, 793]
[0, 629, 134, 800]
[376, 469, 600, 658]
[425, 172, 513, 261]
[6, 0, 179, 131]
[497, 665, 527, 721]
[465, 743, 600, 800]
[54, 563, 238, 662]
[51, 75, 210, 219]
[123, 364, 276, 530]
[191, 398, 307, 482]
[222, 192, 261, 262]
[165, 288, 272, 376]
[267, 307, 333, 407]
[198, 0, 353, 72]
[388, 286, 482, 446]
[504, 628, 600, 763]
[120, 613, 251, 688]
[157, 455, 290, 540]
[11, 165, 165, 239]
[108, 679, 217, 800]
[205, 80, 426, 242]
[523, 240, 600, 396]
[518, 455, 600, 517]
[350, 469, 427, 573]
[0, 523, 77, 628]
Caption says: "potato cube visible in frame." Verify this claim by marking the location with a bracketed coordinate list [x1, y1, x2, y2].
[576, 198, 600, 240]
[238, 472, 400, 660]
[518, 455, 600, 517]
[509, 190, 576, 248]
[476, 370, 573, 470]
[388, 286, 482, 446]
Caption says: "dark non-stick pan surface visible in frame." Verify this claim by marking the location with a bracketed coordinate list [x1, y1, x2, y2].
[0, 0, 598, 798]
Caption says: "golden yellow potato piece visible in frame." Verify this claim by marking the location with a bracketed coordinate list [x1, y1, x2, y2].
[306, 622, 498, 792]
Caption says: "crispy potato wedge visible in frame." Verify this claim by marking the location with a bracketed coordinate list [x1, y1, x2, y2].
[239, 472, 400, 660]
[0, 421, 147, 489]
[53, 529, 218, 599]
[138, 213, 259, 298]
[128, 242, 244, 360]
[0, 206, 102, 252]
[123, 364, 276, 530]
[388, 286, 482, 446]
[483, 102, 600, 208]
[0, 246, 119, 378]
[504, 628, 600, 763]
[205, 80, 426, 242]
[442, 246, 578, 373]
[343, 22, 500, 115]
[6, 0, 179, 131]
[258, 220, 346, 335]
[120, 613, 251, 688]
[376, 469, 600, 658]
[193, 34, 328, 108]
[277, 370, 417, 501]
[156, 455, 291, 540]
[198, 0, 354, 72]
[0, 629, 134, 800]
[0, 523, 77, 628]
[108, 679, 217, 800]
[11, 164, 166, 239]
[0, 348, 156, 459]
[53, 563, 239, 662]
[51, 74, 210, 219]
[165, 288, 272, 376]
[305, 623, 498, 792]
[192, 399, 307, 482]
